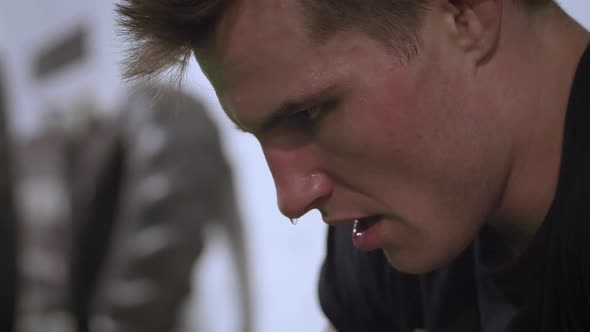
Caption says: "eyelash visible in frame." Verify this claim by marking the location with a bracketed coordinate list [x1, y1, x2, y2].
[293, 105, 323, 127]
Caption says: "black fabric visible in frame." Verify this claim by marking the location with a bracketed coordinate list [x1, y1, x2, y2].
[319, 43, 590, 332]
[69, 139, 126, 332]
[319, 223, 424, 332]
[504, 40, 590, 332]
[0, 60, 18, 332]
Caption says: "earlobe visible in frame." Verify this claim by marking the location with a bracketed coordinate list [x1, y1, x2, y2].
[444, 0, 502, 64]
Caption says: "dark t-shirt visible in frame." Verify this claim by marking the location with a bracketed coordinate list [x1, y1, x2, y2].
[318, 44, 590, 332]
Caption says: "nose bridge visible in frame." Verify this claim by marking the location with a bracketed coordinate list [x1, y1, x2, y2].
[263, 146, 330, 218]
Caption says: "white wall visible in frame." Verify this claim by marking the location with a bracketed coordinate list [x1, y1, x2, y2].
[1, 2, 589, 332]
[0, 1, 124, 137]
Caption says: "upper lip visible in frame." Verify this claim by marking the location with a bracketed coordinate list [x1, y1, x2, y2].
[323, 215, 372, 226]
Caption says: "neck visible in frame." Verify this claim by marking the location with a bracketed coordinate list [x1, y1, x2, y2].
[488, 3, 590, 255]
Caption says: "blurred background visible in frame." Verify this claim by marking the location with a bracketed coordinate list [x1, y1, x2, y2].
[0, 1, 589, 332]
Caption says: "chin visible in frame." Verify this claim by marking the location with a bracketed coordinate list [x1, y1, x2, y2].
[382, 247, 454, 275]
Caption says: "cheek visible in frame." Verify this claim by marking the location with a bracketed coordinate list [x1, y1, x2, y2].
[319, 66, 506, 217]
[326, 89, 433, 175]
[317, 68, 423, 159]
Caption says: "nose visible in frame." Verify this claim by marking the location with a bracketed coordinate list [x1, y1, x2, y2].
[263, 146, 333, 219]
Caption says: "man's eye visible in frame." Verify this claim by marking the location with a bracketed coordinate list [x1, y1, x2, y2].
[292, 105, 323, 127]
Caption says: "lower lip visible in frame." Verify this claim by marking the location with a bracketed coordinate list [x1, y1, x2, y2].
[351, 217, 384, 251]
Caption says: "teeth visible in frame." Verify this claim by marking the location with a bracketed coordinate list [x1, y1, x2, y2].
[353, 219, 361, 237]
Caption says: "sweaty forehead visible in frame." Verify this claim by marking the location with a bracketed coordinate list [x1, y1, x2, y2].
[210, 0, 310, 84]
[198, 0, 329, 129]
[198, 0, 389, 133]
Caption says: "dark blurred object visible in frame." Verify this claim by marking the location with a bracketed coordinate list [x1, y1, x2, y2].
[0, 59, 19, 332]
[66, 103, 124, 332]
[66, 87, 253, 332]
[34, 26, 88, 80]
[14, 110, 76, 332]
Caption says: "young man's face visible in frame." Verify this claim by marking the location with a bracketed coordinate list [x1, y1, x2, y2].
[199, 0, 513, 273]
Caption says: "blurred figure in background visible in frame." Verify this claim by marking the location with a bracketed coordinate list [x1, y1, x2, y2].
[14, 109, 75, 332]
[0, 59, 19, 332]
[66, 87, 253, 332]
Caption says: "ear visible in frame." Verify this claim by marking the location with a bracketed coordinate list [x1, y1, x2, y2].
[440, 0, 502, 65]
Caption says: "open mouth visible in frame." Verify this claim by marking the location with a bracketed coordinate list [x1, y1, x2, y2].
[353, 215, 381, 236]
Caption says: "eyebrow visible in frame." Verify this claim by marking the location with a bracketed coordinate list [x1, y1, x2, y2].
[249, 85, 338, 134]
